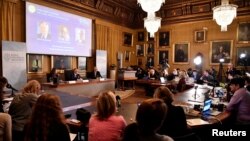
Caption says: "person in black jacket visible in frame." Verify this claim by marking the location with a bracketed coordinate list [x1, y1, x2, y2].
[0, 76, 8, 113]
[153, 86, 192, 138]
[89, 66, 102, 79]
[70, 68, 81, 80]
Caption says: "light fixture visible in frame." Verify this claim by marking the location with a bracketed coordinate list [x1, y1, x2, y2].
[193, 56, 202, 65]
[213, 0, 237, 31]
[144, 16, 161, 38]
[138, 0, 165, 37]
[240, 53, 246, 59]
[219, 58, 225, 63]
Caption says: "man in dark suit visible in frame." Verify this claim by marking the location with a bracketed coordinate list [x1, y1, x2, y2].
[90, 66, 102, 79]
[70, 68, 81, 80]
[37, 21, 51, 40]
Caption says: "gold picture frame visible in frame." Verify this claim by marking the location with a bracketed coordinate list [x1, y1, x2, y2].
[51, 55, 72, 70]
[137, 31, 145, 42]
[210, 40, 233, 65]
[124, 51, 131, 62]
[136, 44, 145, 56]
[237, 22, 250, 43]
[123, 32, 133, 46]
[194, 29, 206, 43]
[27, 54, 43, 73]
[173, 42, 190, 64]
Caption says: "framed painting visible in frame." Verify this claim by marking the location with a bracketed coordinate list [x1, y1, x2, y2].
[136, 44, 145, 56]
[210, 40, 233, 64]
[147, 33, 154, 42]
[146, 56, 154, 68]
[194, 29, 206, 43]
[158, 50, 169, 65]
[124, 51, 131, 62]
[123, 32, 133, 46]
[237, 22, 250, 43]
[138, 31, 145, 42]
[52, 55, 72, 70]
[27, 54, 43, 73]
[147, 43, 154, 55]
[236, 46, 250, 67]
[173, 42, 190, 64]
[137, 58, 143, 66]
[159, 31, 170, 47]
[78, 57, 86, 70]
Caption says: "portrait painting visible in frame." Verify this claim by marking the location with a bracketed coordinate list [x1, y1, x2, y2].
[158, 50, 169, 65]
[136, 44, 145, 56]
[147, 33, 154, 42]
[52, 55, 72, 70]
[159, 31, 170, 47]
[27, 54, 43, 73]
[123, 32, 133, 46]
[137, 58, 143, 66]
[138, 31, 145, 42]
[125, 51, 131, 61]
[173, 42, 190, 64]
[210, 40, 233, 64]
[78, 57, 86, 70]
[194, 29, 206, 43]
[236, 46, 250, 67]
[237, 22, 250, 43]
[147, 43, 154, 55]
[146, 56, 154, 68]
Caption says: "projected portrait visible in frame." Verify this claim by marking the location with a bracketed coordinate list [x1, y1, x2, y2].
[75, 28, 85, 43]
[58, 25, 70, 41]
[37, 21, 51, 40]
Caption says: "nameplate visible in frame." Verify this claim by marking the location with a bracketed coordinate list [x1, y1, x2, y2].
[68, 81, 76, 84]
[100, 78, 105, 81]
[82, 80, 89, 83]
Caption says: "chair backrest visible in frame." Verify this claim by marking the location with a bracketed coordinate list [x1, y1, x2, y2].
[46, 73, 51, 82]
[64, 69, 73, 81]
[173, 132, 201, 141]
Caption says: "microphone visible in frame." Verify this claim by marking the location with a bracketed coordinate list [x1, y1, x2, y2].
[116, 95, 121, 107]
[6, 83, 18, 92]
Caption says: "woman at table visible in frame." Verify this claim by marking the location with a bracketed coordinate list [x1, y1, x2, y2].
[0, 76, 8, 112]
[153, 86, 194, 138]
[24, 94, 70, 141]
[88, 91, 126, 141]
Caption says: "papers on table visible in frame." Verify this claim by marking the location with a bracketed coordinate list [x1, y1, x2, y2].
[70, 133, 77, 141]
[187, 118, 209, 126]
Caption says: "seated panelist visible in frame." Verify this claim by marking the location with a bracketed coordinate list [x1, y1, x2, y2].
[90, 66, 102, 79]
[70, 68, 81, 81]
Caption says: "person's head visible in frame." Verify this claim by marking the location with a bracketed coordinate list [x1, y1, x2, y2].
[50, 68, 57, 74]
[136, 98, 167, 134]
[229, 77, 245, 93]
[94, 66, 98, 72]
[39, 21, 49, 36]
[149, 68, 155, 75]
[22, 80, 41, 95]
[179, 70, 186, 79]
[0, 76, 8, 87]
[25, 94, 65, 141]
[96, 91, 116, 120]
[73, 68, 78, 74]
[203, 70, 210, 76]
[219, 46, 224, 52]
[153, 87, 174, 105]
[227, 63, 233, 69]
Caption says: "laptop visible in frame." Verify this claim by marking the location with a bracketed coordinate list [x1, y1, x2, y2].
[160, 77, 166, 83]
[202, 99, 221, 116]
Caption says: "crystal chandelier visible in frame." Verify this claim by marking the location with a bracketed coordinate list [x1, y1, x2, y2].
[138, 0, 165, 37]
[213, 0, 237, 31]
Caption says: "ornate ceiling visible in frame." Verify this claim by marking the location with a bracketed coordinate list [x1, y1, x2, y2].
[45, 0, 250, 28]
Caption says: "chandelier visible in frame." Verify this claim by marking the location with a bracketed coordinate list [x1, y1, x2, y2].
[213, 0, 237, 31]
[138, 0, 165, 37]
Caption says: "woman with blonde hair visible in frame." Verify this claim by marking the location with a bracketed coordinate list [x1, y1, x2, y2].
[24, 94, 70, 141]
[9, 80, 41, 141]
[88, 91, 126, 141]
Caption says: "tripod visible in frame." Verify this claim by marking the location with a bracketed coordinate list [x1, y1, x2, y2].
[217, 62, 226, 83]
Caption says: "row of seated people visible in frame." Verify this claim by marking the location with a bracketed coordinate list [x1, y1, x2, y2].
[1, 75, 250, 141]
[46, 67, 102, 83]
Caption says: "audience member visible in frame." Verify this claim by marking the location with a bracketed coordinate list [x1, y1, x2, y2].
[89, 66, 102, 79]
[0, 77, 8, 113]
[226, 63, 238, 82]
[153, 87, 192, 138]
[226, 77, 250, 125]
[24, 94, 70, 141]
[200, 70, 214, 85]
[88, 91, 126, 141]
[0, 113, 12, 141]
[47, 68, 59, 83]
[8, 80, 41, 141]
[148, 68, 159, 80]
[70, 68, 81, 80]
[176, 71, 187, 92]
[74, 108, 91, 141]
[122, 98, 173, 141]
